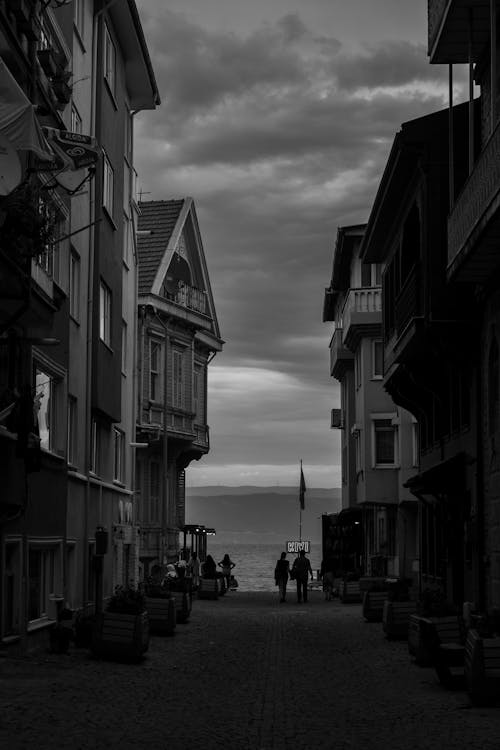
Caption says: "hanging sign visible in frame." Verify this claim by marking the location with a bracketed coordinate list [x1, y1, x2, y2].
[42, 127, 99, 170]
[286, 540, 311, 554]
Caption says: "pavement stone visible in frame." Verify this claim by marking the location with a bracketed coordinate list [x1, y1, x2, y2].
[1, 590, 500, 750]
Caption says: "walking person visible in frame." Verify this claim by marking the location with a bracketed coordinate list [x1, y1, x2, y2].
[218, 553, 235, 592]
[188, 551, 201, 589]
[291, 549, 313, 603]
[274, 551, 290, 603]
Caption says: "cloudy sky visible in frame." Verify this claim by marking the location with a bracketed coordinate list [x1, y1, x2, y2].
[134, 1, 465, 488]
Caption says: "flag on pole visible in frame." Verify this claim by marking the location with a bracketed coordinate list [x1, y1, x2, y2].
[299, 462, 306, 510]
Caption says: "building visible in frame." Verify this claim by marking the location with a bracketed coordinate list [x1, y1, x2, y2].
[135, 198, 223, 575]
[0, 0, 159, 651]
[426, 0, 500, 612]
[323, 225, 418, 581]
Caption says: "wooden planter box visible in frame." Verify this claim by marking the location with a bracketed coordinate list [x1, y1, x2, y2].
[167, 578, 193, 622]
[362, 590, 388, 622]
[383, 600, 416, 639]
[145, 596, 176, 636]
[198, 578, 219, 600]
[340, 580, 362, 604]
[409, 614, 465, 687]
[91, 611, 149, 661]
[465, 629, 500, 705]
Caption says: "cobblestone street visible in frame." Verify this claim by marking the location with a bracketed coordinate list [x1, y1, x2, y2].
[1, 591, 500, 750]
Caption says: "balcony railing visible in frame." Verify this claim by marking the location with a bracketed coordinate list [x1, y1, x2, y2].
[168, 283, 207, 315]
[448, 118, 500, 281]
[329, 328, 353, 378]
[341, 287, 382, 346]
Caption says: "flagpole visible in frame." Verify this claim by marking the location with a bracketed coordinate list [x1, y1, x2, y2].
[299, 460, 303, 541]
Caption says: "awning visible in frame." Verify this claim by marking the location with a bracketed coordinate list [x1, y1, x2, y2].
[0, 58, 54, 161]
[404, 452, 466, 496]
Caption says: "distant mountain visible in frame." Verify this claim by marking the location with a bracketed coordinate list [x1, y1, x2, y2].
[185, 486, 341, 545]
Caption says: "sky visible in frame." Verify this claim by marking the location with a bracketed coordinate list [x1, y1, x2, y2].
[134, 1, 467, 488]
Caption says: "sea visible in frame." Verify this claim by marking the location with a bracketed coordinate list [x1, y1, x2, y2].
[206, 541, 323, 592]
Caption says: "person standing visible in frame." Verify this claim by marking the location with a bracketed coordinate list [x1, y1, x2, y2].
[218, 553, 236, 591]
[274, 551, 290, 603]
[320, 554, 336, 601]
[291, 549, 313, 603]
[188, 551, 201, 589]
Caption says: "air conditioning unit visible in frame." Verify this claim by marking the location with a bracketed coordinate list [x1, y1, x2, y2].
[330, 408, 344, 429]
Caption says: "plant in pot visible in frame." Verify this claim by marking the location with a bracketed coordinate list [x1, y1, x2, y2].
[91, 585, 149, 660]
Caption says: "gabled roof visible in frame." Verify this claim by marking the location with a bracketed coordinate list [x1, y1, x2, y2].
[137, 199, 184, 295]
[137, 198, 222, 342]
[323, 224, 366, 321]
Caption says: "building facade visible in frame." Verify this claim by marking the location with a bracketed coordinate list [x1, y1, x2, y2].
[323, 225, 418, 582]
[136, 198, 223, 575]
[0, 0, 159, 651]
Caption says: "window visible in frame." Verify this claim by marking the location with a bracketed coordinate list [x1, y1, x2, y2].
[372, 340, 383, 378]
[99, 280, 111, 346]
[90, 418, 99, 474]
[354, 347, 362, 389]
[113, 428, 124, 483]
[194, 366, 203, 420]
[69, 250, 80, 321]
[372, 418, 397, 467]
[35, 367, 58, 451]
[74, 0, 84, 35]
[361, 263, 372, 287]
[173, 350, 184, 408]
[121, 321, 128, 374]
[28, 547, 55, 621]
[35, 193, 65, 284]
[103, 153, 114, 216]
[67, 395, 77, 465]
[71, 104, 82, 134]
[103, 23, 116, 95]
[150, 460, 160, 523]
[412, 419, 419, 468]
[150, 339, 162, 401]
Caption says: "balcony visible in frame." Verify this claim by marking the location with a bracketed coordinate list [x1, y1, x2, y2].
[428, 0, 490, 64]
[448, 119, 500, 283]
[329, 328, 353, 379]
[395, 267, 422, 338]
[342, 287, 382, 350]
[174, 283, 207, 314]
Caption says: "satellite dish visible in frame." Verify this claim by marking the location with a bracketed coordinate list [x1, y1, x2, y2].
[0, 133, 22, 196]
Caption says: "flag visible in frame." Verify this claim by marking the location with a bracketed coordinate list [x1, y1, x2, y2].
[299, 464, 306, 510]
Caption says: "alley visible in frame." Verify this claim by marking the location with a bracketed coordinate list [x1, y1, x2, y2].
[1, 592, 500, 750]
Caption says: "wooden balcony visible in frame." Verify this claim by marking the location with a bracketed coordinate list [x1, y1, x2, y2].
[341, 287, 382, 350]
[428, 0, 490, 64]
[329, 328, 353, 379]
[448, 119, 500, 283]
[395, 267, 422, 339]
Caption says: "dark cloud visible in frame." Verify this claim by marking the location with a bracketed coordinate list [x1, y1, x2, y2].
[135, 7, 464, 484]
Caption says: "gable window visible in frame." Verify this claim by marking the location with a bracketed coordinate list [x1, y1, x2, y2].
[103, 23, 116, 95]
[173, 350, 184, 408]
[69, 249, 80, 321]
[113, 427, 124, 483]
[103, 153, 114, 217]
[372, 416, 398, 468]
[99, 280, 111, 346]
[372, 340, 383, 379]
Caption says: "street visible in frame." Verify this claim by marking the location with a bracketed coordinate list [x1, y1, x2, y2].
[1, 591, 500, 750]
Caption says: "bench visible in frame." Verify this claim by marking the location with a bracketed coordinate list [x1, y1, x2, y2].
[197, 578, 219, 600]
[145, 596, 176, 635]
[420, 615, 465, 688]
[340, 580, 362, 604]
[362, 590, 388, 623]
[382, 600, 417, 639]
[465, 629, 500, 705]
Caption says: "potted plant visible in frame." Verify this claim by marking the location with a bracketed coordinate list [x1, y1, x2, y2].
[91, 585, 149, 661]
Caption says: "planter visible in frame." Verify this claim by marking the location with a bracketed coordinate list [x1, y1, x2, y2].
[198, 578, 219, 600]
[362, 590, 388, 623]
[340, 579, 362, 604]
[145, 596, 176, 636]
[91, 611, 149, 661]
[383, 600, 417, 639]
[465, 629, 500, 705]
[166, 578, 193, 622]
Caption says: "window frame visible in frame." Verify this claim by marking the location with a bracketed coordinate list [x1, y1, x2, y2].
[28, 545, 58, 623]
[103, 23, 116, 96]
[172, 349, 184, 408]
[371, 414, 398, 469]
[113, 427, 125, 484]
[102, 152, 114, 218]
[99, 280, 112, 347]
[67, 394, 77, 466]
[149, 338, 162, 402]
